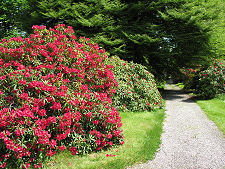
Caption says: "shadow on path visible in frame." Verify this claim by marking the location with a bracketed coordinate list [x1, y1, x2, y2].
[160, 85, 197, 103]
[129, 84, 225, 169]
[160, 88, 190, 101]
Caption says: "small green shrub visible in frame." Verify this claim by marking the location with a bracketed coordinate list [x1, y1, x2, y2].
[106, 56, 163, 112]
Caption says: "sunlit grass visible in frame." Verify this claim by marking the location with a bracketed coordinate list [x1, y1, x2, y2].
[176, 83, 184, 89]
[196, 96, 225, 134]
[46, 109, 165, 169]
[175, 83, 225, 134]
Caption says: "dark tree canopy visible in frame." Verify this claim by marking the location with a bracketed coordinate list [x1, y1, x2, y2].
[1, 0, 224, 81]
[0, 0, 26, 38]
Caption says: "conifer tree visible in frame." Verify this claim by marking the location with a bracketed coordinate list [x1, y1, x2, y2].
[13, 0, 225, 80]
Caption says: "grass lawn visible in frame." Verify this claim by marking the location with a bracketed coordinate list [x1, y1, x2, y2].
[47, 109, 165, 169]
[175, 83, 225, 134]
[196, 95, 225, 135]
[176, 83, 184, 89]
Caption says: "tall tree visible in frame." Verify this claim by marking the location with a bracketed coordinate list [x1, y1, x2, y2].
[15, 0, 225, 80]
[26, 0, 172, 79]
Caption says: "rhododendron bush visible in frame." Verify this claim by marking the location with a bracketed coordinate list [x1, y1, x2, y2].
[0, 25, 123, 168]
[183, 60, 225, 98]
[106, 56, 163, 112]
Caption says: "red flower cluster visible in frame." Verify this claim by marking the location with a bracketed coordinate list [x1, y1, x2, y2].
[181, 68, 199, 79]
[0, 24, 123, 168]
[106, 154, 116, 157]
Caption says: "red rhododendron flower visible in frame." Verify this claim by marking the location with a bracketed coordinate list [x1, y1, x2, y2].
[0, 24, 123, 168]
[50, 102, 61, 110]
[19, 80, 26, 85]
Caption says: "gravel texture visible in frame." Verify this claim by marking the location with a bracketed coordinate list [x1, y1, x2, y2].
[128, 84, 225, 169]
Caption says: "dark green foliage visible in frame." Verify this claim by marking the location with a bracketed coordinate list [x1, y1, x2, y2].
[0, 0, 24, 38]
[1, 0, 225, 81]
[0, 0, 46, 39]
[154, 0, 225, 80]
[24, 0, 224, 81]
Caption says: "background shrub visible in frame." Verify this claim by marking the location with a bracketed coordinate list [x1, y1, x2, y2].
[181, 67, 200, 90]
[195, 60, 225, 98]
[183, 60, 225, 98]
[106, 56, 163, 112]
[0, 25, 123, 168]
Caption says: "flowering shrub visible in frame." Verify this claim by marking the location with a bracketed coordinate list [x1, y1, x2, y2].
[0, 25, 123, 168]
[183, 60, 225, 98]
[194, 60, 225, 98]
[106, 56, 163, 112]
[181, 67, 200, 90]
[182, 68, 198, 80]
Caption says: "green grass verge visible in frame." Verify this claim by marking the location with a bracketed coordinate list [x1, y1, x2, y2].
[176, 83, 184, 89]
[157, 81, 166, 89]
[196, 96, 225, 135]
[175, 82, 225, 134]
[46, 109, 165, 169]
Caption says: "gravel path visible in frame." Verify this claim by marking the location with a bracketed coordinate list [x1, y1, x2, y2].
[128, 84, 225, 169]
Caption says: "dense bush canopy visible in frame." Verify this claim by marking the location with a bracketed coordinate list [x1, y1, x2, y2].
[107, 56, 163, 112]
[0, 25, 123, 168]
